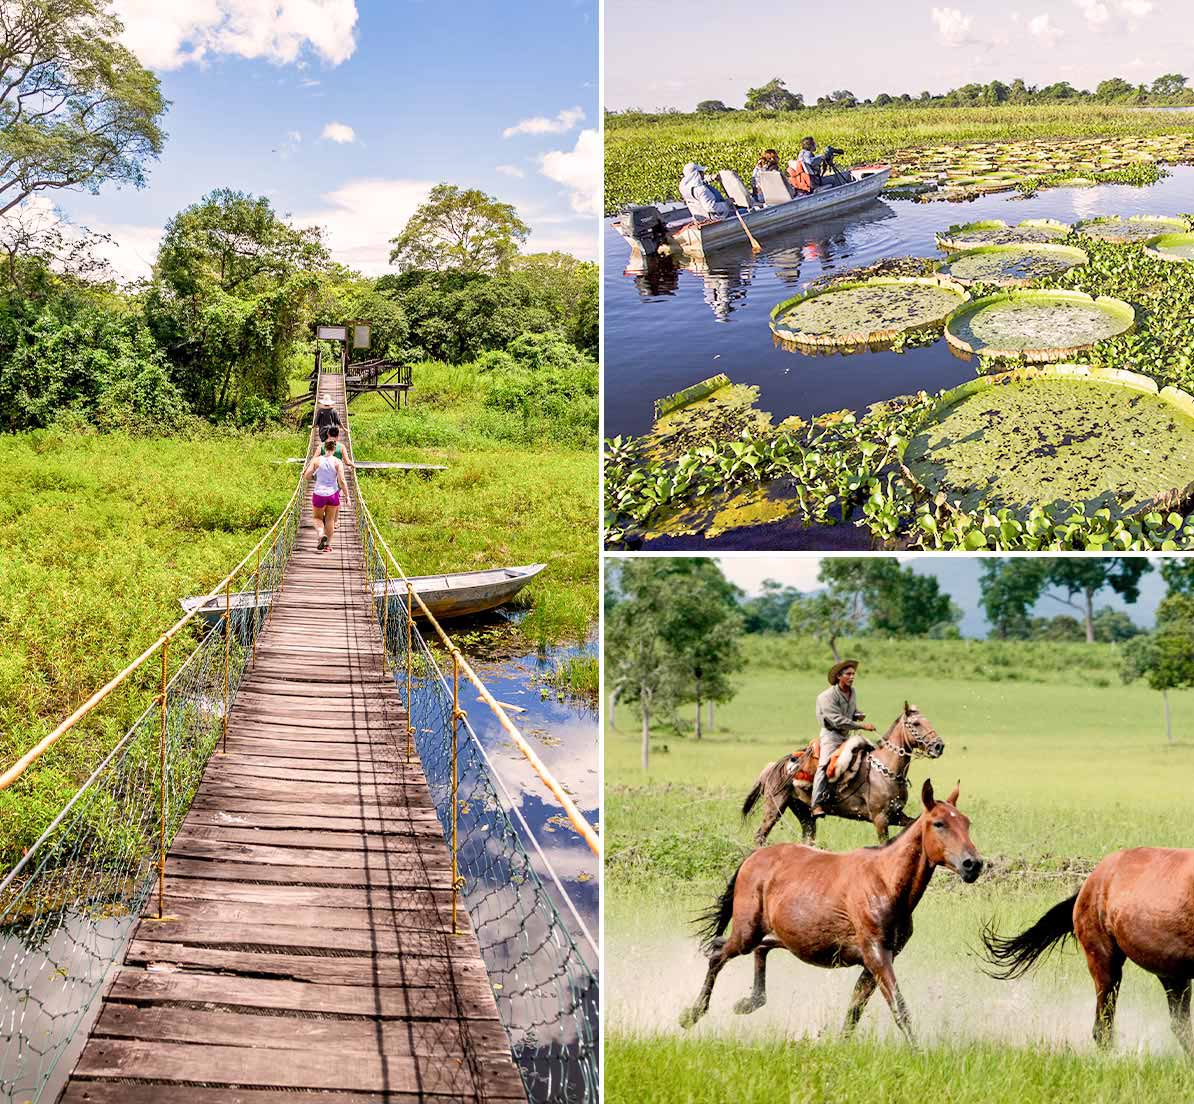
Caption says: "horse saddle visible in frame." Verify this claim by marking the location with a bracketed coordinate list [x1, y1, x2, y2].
[788, 735, 871, 786]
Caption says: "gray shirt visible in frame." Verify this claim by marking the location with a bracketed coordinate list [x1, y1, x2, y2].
[815, 684, 865, 742]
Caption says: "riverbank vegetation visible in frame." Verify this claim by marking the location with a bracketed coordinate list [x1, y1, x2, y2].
[605, 103, 1194, 211]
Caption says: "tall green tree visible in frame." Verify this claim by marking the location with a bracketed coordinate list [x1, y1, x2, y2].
[981, 559, 1150, 642]
[508, 253, 598, 357]
[787, 591, 859, 660]
[744, 78, 803, 111]
[388, 184, 529, 274]
[1151, 73, 1188, 98]
[146, 189, 328, 416]
[818, 559, 959, 638]
[1121, 593, 1194, 743]
[0, 0, 167, 217]
[741, 579, 802, 634]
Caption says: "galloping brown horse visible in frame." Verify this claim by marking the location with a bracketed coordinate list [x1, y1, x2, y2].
[982, 848, 1194, 1054]
[681, 780, 982, 1041]
[741, 703, 944, 846]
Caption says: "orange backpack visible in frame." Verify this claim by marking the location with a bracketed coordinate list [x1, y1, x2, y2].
[788, 158, 814, 194]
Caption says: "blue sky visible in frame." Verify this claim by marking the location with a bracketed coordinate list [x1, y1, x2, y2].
[55, 0, 598, 280]
[606, 0, 1186, 111]
[716, 557, 1167, 636]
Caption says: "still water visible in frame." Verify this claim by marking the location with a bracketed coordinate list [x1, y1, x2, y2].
[604, 166, 1194, 438]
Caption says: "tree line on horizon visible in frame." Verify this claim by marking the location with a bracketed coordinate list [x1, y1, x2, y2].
[605, 558, 1194, 764]
[0, 1, 597, 436]
[607, 72, 1194, 117]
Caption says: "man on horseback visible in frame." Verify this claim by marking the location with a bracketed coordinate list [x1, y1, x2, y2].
[810, 659, 876, 818]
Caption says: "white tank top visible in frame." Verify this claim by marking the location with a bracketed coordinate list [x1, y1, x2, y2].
[313, 455, 339, 496]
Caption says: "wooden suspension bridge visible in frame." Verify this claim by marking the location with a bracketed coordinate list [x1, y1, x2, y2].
[52, 374, 528, 1102]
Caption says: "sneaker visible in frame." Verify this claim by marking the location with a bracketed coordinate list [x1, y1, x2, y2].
[810, 805, 828, 818]
[317, 535, 328, 551]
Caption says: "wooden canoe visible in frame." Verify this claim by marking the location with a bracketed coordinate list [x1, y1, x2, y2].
[181, 564, 547, 627]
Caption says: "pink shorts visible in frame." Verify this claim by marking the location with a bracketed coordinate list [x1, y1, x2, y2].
[312, 491, 340, 509]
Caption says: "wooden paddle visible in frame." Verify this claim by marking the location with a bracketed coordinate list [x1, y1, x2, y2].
[733, 204, 763, 254]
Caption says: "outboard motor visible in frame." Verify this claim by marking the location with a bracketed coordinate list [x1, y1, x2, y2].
[623, 205, 668, 255]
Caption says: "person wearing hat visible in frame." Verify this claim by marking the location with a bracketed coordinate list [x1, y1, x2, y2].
[315, 395, 341, 443]
[678, 161, 732, 221]
[809, 659, 876, 817]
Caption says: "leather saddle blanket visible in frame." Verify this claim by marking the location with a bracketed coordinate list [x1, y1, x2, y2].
[787, 734, 871, 787]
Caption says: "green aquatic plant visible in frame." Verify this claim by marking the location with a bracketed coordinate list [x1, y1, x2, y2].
[944, 289, 1135, 361]
[936, 219, 1070, 250]
[938, 243, 1088, 286]
[1142, 232, 1194, 261]
[1074, 215, 1189, 243]
[769, 277, 967, 351]
[900, 368, 1194, 519]
[653, 374, 731, 419]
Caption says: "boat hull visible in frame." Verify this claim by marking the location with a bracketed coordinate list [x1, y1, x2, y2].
[181, 564, 547, 628]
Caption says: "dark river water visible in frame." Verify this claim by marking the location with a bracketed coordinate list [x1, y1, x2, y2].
[604, 166, 1194, 438]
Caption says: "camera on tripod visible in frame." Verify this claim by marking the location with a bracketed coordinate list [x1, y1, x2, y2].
[824, 146, 846, 160]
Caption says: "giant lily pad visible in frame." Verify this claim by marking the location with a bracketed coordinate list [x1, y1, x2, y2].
[1074, 215, 1188, 243]
[936, 219, 1070, 251]
[769, 276, 968, 351]
[901, 367, 1194, 518]
[937, 243, 1088, 286]
[1143, 232, 1194, 261]
[944, 290, 1135, 362]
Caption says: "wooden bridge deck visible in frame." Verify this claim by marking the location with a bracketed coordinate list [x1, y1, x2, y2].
[60, 375, 525, 1103]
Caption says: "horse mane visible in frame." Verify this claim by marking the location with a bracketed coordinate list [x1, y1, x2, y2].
[881, 708, 912, 747]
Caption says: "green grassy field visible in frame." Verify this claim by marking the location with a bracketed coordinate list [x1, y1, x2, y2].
[1, 357, 597, 864]
[605, 635, 1194, 1101]
[605, 103, 1194, 211]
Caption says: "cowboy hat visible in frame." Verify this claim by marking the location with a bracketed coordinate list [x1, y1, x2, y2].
[828, 659, 860, 685]
[318, 396, 335, 406]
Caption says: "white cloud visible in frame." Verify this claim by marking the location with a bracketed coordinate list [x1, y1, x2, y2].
[296, 178, 435, 273]
[1118, 0, 1153, 15]
[718, 558, 823, 596]
[113, 0, 359, 70]
[502, 106, 585, 139]
[539, 128, 600, 217]
[1073, 0, 1110, 27]
[524, 222, 597, 261]
[321, 122, 356, 143]
[1028, 12, 1064, 43]
[90, 222, 164, 283]
[495, 164, 525, 178]
[930, 7, 973, 46]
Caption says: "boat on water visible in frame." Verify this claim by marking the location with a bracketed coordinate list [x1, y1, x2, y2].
[181, 563, 547, 627]
[615, 164, 892, 268]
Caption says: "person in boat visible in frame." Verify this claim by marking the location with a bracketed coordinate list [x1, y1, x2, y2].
[678, 162, 733, 221]
[789, 137, 847, 193]
[751, 149, 781, 203]
[315, 395, 341, 443]
[809, 659, 876, 817]
[303, 444, 350, 554]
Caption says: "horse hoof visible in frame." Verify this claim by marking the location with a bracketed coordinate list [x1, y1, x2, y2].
[733, 997, 764, 1015]
[678, 1008, 698, 1030]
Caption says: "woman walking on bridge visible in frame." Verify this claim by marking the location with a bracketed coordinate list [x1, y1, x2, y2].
[303, 447, 349, 553]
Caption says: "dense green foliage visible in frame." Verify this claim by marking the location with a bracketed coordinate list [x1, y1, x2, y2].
[604, 104, 1194, 211]
[387, 184, 529, 273]
[0, 0, 167, 218]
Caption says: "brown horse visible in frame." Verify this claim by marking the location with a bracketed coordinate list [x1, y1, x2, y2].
[681, 780, 982, 1041]
[741, 703, 944, 846]
[981, 848, 1194, 1054]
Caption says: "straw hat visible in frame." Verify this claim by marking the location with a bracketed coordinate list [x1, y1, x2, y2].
[318, 396, 334, 407]
[828, 659, 860, 685]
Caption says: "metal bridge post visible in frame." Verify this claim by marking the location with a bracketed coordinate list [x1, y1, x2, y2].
[253, 546, 261, 663]
[158, 638, 168, 919]
[451, 650, 464, 936]
[406, 582, 413, 763]
[223, 578, 231, 755]
[381, 559, 389, 673]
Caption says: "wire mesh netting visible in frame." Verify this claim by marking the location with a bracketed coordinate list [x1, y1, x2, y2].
[356, 515, 600, 1104]
[0, 492, 302, 1104]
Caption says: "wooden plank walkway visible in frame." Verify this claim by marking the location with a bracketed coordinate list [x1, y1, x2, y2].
[60, 375, 526, 1103]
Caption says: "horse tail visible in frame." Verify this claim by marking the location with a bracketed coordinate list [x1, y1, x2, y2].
[979, 893, 1079, 980]
[741, 777, 764, 820]
[693, 865, 740, 953]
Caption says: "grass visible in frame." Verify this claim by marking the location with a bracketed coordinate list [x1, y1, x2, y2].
[605, 635, 1194, 1100]
[605, 103, 1194, 211]
[0, 426, 301, 863]
[347, 359, 598, 646]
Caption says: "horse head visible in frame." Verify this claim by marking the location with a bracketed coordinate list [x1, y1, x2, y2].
[920, 779, 983, 883]
[901, 702, 943, 759]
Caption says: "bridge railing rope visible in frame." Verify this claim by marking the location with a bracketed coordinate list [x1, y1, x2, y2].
[347, 457, 600, 1102]
[0, 478, 305, 1104]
